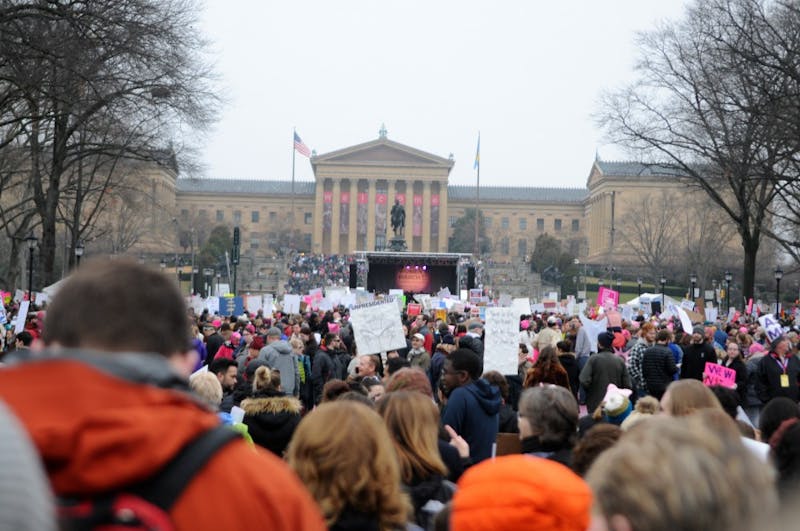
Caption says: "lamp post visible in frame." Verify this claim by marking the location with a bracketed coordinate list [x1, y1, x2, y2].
[724, 270, 732, 313]
[203, 268, 214, 297]
[689, 273, 697, 300]
[25, 234, 37, 301]
[216, 272, 221, 297]
[775, 266, 784, 317]
[192, 266, 199, 295]
[660, 274, 667, 311]
[74, 241, 84, 268]
[637, 276, 642, 298]
[160, 258, 167, 271]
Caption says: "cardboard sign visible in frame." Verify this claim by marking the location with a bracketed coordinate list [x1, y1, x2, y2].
[407, 303, 422, 317]
[758, 314, 784, 343]
[597, 287, 619, 310]
[350, 299, 406, 355]
[483, 307, 519, 375]
[435, 308, 447, 322]
[703, 362, 736, 389]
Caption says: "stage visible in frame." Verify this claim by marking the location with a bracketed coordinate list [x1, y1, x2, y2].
[361, 251, 470, 295]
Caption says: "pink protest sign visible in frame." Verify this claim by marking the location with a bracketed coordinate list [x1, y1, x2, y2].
[597, 287, 620, 310]
[703, 362, 736, 389]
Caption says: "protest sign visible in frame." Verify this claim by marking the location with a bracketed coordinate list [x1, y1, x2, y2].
[680, 299, 696, 312]
[621, 305, 633, 322]
[262, 294, 274, 317]
[758, 314, 784, 343]
[14, 300, 29, 334]
[705, 307, 718, 323]
[511, 297, 532, 319]
[670, 304, 693, 334]
[0, 304, 6, 325]
[218, 296, 244, 316]
[498, 293, 512, 308]
[283, 294, 301, 315]
[318, 298, 334, 312]
[703, 362, 736, 389]
[483, 307, 519, 375]
[435, 308, 447, 322]
[597, 287, 619, 310]
[407, 303, 422, 317]
[437, 287, 452, 299]
[205, 296, 220, 315]
[245, 295, 262, 312]
[349, 298, 406, 355]
[469, 289, 482, 304]
[579, 313, 608, 353]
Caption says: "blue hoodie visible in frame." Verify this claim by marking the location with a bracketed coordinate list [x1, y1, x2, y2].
[441, 379, 501, 463]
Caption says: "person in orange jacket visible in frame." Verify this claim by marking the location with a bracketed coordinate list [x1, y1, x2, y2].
[0, 259, 325, 531]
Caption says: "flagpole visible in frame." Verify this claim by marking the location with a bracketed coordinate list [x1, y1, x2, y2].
[291, 128, 296, 248]
[473, 132, 480, 257]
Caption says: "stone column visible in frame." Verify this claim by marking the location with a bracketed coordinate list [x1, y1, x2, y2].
[438, 180, 449, 252]
[367, 179, 376, 251]
[348, 179, 358, 252]
[312, 178, 325, 254]
[331, 179, 341, 254]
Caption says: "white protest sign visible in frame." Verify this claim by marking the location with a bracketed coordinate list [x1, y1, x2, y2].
[459, 289, 468, 301]
[188, 295, 204, 315]
[758, 314, 784, 343]
[532, 303, 545, 313]
[579, 313, 608, 353]
[483, 307, 519, 375]
[680, 299, 696, 312]
[13, 289, 24, 303]
[262, 294, 274, 317]
[326, 288, 346, 307]
[547, 292, 558, 301]
[0, 304, 6, 325]
[14, 300, 29, 334]
[35, 292, 48, 306]
[283, 294, 301, 315]
[671, 304, 693, 334]
[437, 287, 452, 299]
[189, 364, 208, 380]
[728, 307, 736, 322]
[621, 305, 633, 322]
[641, 301, 652, 316]
[705, 307, 718, 323]
[498, 293, 512, 308]
[318, 298, 334, 312]
[511, 297, 532, 318]
[341, 293, 357, 308]
[205, 296, 220, 315]
[246, 295, 262, 312]
[349, 298, 406, 355]
[389, 289, 404, 297]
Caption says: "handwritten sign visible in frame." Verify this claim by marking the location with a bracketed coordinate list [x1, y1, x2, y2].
[283, 294, 301, 315]
[758, 314, 784, 343]
[703, 362, 736, 389]
[597, 287, 619, 310]
[350, 299, 406, 355]
[680, 299, 696, 312]
[483, 307, 518, 375]
[14, 300, 29, 334]
[407, 303, 422, 317]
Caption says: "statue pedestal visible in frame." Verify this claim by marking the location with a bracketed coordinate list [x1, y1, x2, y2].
[387, 237, 407, 252]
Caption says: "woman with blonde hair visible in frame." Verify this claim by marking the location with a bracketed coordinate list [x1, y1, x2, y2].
[287, 400, 414, 531]
[377, 391, 454, 528]
[241, 365, 302, 456]
[659, 379, 721, 417]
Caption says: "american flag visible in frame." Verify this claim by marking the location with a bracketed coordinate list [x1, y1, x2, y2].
[294, 132, 311, 157]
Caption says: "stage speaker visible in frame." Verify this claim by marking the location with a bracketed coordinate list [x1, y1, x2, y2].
[467, 266, 476, 289]
[349, 263, 358, 289]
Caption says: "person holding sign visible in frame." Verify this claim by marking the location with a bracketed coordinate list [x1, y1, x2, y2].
[756, 335, 800, 404]
[721, 342, 748, 405]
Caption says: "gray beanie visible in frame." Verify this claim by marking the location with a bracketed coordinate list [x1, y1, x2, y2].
[692, 325, 705, 336]
[266, 327, 282, 338]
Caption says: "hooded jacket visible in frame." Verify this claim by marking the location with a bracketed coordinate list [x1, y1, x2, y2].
[0, 351, 325, 531]
[441, 379, 501, 463]
[241, 390, 302, 456]
[258, 340, 300, 396]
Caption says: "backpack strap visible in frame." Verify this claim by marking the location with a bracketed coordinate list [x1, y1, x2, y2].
[131, 424, 240, 510]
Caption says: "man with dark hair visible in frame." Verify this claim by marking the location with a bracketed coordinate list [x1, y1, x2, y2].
[641, 329, 678, 399]
[0, 260, 325, 530]
[202, 320, 225, 365]
[440, 348, 501, 463]
[311, 333, 336, 405]
[580, 332, 632, 413]
[209, 358, 239, 412]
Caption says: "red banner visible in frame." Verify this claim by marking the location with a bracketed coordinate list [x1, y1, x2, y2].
[357, 192, 368, 204]
[357, 192, 368, 235]
[412, 194, 423, 237]
[323, 191, 333, 203]
[395, 193, 406, 205]
[340, 191, 350, 232]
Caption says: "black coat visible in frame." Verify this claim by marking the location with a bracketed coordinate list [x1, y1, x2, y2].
[241, 391, 302, 456]
[558, 354, 580, 398]
[756, 353, 800, 403]
[521, 436, 573, 470]
[680, 342, 715, 381]
[641, 343, 678, 399]
[722, 357, 748, 405]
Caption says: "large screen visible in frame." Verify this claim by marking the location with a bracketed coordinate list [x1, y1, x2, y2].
[367, 263, 457, 294]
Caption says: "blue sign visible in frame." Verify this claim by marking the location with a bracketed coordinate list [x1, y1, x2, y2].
[218, 296, 244, 316]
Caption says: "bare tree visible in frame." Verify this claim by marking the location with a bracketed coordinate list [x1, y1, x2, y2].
[0, 0, 218, 286]
[617, 192, 681, 274]
[597, 0, 800, 299]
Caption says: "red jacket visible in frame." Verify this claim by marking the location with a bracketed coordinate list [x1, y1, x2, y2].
[0, 355, 325, 530]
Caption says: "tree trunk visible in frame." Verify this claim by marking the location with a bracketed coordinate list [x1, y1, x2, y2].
[741, 236, 759, 302]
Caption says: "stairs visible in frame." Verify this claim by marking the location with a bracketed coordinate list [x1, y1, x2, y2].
[483, 260, 542, 299]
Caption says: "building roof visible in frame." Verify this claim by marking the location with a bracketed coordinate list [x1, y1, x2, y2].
[595, 160, 684, 177]
[177, 178, 316, 195]
[447, 185, 587, 203]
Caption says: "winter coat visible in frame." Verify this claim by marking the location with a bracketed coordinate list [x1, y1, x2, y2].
[406, 474, 455, 530]
[521, 436, 573, 470]
[241, 391, 303, 456]
[258, 340, 300, 396]
[756, 353, 800, 403]
[0, 351, 326, 530]
[626, 338, 651, 393]
[441, 379, 501, 463]
[641, 343, 678, 399]
[722, 356, 748, 405]
[579, 350, 632, 413]
[680, 342, 715, 381]
[311, 347, 335, 405]
[558, 353, 581, 398]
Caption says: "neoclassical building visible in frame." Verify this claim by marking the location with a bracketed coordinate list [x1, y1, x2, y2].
[171, 131, 725, 266]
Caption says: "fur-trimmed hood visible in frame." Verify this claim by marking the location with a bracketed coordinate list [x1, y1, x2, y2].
[241, 395, 302, 416]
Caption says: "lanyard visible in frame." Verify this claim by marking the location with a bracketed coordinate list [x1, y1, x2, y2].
[773, 354, 789, 374]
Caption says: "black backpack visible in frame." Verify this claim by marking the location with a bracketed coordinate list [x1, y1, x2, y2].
[59, 425, 240, 531]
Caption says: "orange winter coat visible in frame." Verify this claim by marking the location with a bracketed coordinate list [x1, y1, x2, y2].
[0, 354, 326, 531]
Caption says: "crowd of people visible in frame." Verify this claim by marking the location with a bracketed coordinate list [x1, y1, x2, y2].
[2, 259, 800, 530]
[283, 254, 359, 294]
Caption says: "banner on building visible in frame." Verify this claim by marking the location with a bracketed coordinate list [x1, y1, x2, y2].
[431, 194, 440, 237]
[412, 194, 423, 237]
[357, 192, 368, 235]
[323, 190, 333, 232]
[340, 191, 350, 233]
[375, 192, 387, 234]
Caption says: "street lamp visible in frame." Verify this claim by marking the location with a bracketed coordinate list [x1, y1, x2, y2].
[637, 277, 642, 298]
[160, 258, 167, 271]
[689, 273, 697, 300]
[203, 268, 214, 297]
[74, 241, 84, 267]
[775, 266, 784, 317]
[660, 274, 667, 312]
[216, 272, 221, 297]
[25, 234, 37, 301]
[724, 270, 732, 313]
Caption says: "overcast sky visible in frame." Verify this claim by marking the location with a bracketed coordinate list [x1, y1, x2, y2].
[197, 1, 687, 188]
